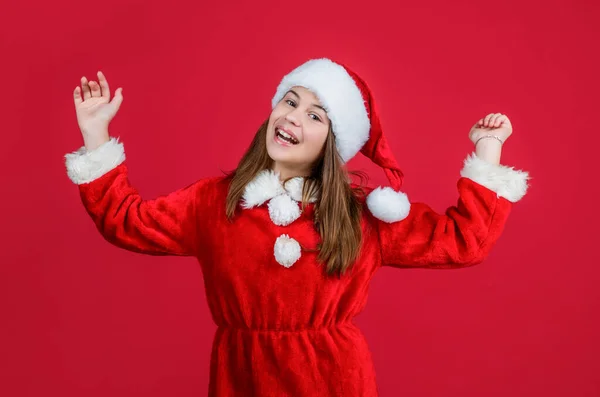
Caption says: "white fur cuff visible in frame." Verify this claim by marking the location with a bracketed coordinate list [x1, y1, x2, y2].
[64, 137, 126, 185]
[460, 152, 530, 202]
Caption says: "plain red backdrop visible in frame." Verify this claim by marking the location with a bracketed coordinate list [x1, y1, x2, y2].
[1, 0, 599, 395]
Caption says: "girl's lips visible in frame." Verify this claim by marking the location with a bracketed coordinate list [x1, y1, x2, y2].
[276, 125, 299, 143]
[274, 132, 294, 147]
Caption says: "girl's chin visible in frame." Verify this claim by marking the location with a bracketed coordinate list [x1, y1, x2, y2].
[267, 147, 302, 163]
[267, 151, 295, 163]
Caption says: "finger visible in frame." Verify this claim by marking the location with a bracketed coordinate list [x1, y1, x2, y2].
[484, 113, 495, 127]
[89, 80, 102, 98]
[81, 76, 91, 100]
[73, 86, 83, 106]
[109, 87, 124, 113]
[477, 118, 484, 126]
[487, 113, 500, 127]
[97, 71, 110, 99]
[489, 113, 501, 127]
[495, 113, 504, 127]
[494, 114, 505, 127]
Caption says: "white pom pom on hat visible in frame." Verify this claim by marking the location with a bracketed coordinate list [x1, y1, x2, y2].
[272, 58, 410, 223]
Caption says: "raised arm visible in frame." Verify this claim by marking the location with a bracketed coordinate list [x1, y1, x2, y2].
[65, 138, 218, 257]
[376, 113, 530, 269]
[65, 71, 217, 257]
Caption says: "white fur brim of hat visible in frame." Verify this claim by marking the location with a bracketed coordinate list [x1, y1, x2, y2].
[271, 58, 370, 163]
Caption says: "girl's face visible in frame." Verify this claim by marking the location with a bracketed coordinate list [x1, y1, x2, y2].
[266, 86, 331, 178]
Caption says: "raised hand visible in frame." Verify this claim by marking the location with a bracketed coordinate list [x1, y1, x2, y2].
[73, 71, 123, 150]
[469, 113, 513, 146]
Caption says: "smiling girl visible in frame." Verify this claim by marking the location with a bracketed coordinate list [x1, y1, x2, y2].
[65, 58, 530, 396]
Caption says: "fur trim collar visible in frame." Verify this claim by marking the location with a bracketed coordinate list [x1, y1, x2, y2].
[241, 169, 319, 227]
[241, 169, 318, 209]
[240, 170, 317, 268]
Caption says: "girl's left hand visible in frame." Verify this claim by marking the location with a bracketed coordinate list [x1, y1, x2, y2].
[469, 113, 513, 145]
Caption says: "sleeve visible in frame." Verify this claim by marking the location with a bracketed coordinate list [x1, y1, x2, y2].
[64, 137, 216, 257]
[376, 152, 531, 269]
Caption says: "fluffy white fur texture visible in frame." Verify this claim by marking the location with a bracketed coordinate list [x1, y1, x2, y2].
[274, 234, 301, 268]
[283, 176, 318, 202]
[64, 137, 126, 185]
[460, 152, 530, 202]
[241, 169, 318, 210]
[241, 169, 286, 209]
[268, 194, 301, 226]
[366, 187, 411, 223]
[271, 58, 370, 163]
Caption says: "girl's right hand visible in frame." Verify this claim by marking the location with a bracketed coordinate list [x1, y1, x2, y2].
[74, 71, 123, 150]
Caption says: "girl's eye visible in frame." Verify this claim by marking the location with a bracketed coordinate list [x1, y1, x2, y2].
[284, 98, 321, 122]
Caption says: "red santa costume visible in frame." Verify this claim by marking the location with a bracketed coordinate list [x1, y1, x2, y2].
[65, 58, 530, 396]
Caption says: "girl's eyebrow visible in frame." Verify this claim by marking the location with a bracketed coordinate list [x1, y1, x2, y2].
[288, 89, 327, 113]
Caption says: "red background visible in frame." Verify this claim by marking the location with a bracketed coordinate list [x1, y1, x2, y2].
[1, 0, 599, 395]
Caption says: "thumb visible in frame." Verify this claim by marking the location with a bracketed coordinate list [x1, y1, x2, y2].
[110, 87, 124, 114]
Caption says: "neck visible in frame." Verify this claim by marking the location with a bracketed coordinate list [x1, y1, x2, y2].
[271, 161, 310, 181]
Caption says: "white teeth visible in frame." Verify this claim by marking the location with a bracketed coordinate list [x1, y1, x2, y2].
[277, 129, 298, 144]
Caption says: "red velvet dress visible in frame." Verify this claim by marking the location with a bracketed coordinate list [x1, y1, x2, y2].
[69, 142, 528, 396]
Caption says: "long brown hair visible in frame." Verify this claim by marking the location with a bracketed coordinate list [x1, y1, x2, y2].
[225, 119, 367, 277]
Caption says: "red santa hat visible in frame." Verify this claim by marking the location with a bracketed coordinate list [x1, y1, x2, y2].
[271, 58, 410, 223]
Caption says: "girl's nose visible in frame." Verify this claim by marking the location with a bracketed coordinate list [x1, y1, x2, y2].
[285, 111, 300, 126]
